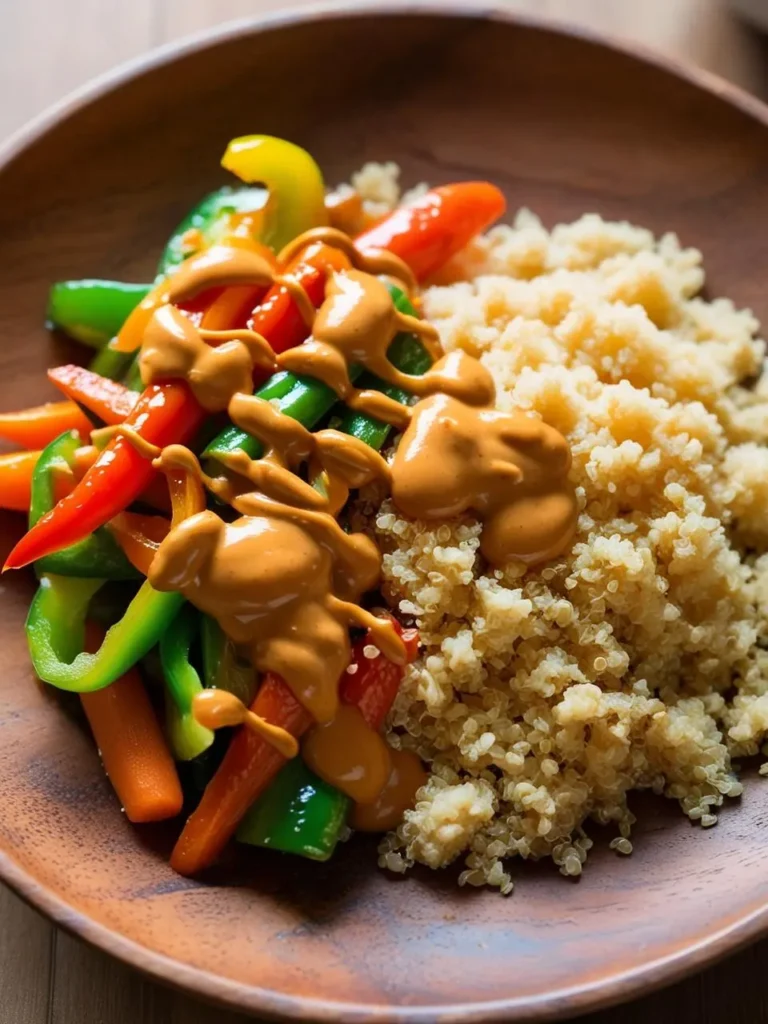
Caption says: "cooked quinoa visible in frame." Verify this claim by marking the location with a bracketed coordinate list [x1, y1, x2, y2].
[346, 163, 768, 895]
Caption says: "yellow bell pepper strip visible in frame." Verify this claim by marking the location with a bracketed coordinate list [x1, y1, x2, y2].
[0, 400, 93, 450]
[220, 135, 327, 253]
[115, 139, 324, 357]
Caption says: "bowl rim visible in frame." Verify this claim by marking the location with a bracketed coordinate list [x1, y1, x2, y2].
[3, 2, 768, 1020]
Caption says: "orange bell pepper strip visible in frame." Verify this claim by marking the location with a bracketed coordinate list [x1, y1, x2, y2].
[0, 400, 93, 450]
[106, 512, 171, 576]
[4, 181, 505, 572]
[47, 365, 139, 424]
[0, 450, 42, 512]
[0, 444, 100, 513]
[107, 451, 204, 575]
[81, 622, 183, 823]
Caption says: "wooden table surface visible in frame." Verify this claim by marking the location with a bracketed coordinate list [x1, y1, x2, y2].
[2, 1, 768, 1021]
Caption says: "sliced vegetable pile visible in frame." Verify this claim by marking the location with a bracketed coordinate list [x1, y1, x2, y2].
[0, 136, 506, 874]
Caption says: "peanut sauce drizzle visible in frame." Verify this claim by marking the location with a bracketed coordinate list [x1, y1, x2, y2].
[123, 224, 578, 827]
[350, 748, 428, 832]
[303, 703, 392, 804]
[192, 689, 299, 760]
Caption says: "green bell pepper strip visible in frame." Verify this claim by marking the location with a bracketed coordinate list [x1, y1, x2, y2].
[30, 431, 139, 580]
[47, 280, 152, 349]
[88, 342, 135, 382]
[203, 368, 361, 467]
[237, 756, 348, 861]
[201, 614, 256, 706]
[237, 291, 431, 861]
[160, 605, 215, 761]
[160, 610, 258, 762]
[26, 575, 183, 693]
[204, 286, 422, 466]
[157, 185, 267, 280]
[121, 355, 145, 392]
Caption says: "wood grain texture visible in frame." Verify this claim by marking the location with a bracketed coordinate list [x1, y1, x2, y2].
[1, 1, 768, 1023]
[0, 888, 52, 1024]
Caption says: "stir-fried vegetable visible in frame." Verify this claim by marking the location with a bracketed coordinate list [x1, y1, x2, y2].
[170, 672, 313, 875]
[5, 182, 503, 572]
[26, 576, 183, 692]
[47, 365, 139, 423]
[0, 133, 508, 879]
[201, 615, 255, 706]
[81, 622, 183, 822]
[29, 430, 138, 579]
[0, 400, 93, 449]
[238, 625, 418, 860]
[160, 605, 215, 762]
[48, 281, 153, 348]
[0, 450, 45, 512]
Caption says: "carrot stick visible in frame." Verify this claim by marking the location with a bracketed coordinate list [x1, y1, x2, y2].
[170, 672, 312, 875]
[0, 401, 93, 449]
[81, 623, 183, 823]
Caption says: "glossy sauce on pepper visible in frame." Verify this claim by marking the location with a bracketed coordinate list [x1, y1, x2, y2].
[350, 749, 428, 832]
[134, 223, 578, 830]
[303, 703, 392, 804]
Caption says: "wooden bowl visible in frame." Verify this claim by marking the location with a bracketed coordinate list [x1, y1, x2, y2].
[2, 4, 768, 1020]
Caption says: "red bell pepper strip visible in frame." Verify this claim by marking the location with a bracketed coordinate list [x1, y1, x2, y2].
[47, 365, 140, 423]
[170, 618, 418, 876]
[170, 672, 313, 876]
[341, 624, 419, 729]
[355, 181, 505, 281]
[0, 400, 93, 449]
[250, 181, 505, 356]
[5, 181, 505, 572]
[4, 382, 202, 570]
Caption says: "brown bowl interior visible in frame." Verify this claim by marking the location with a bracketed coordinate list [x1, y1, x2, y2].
[2, 7, 768, 1022]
